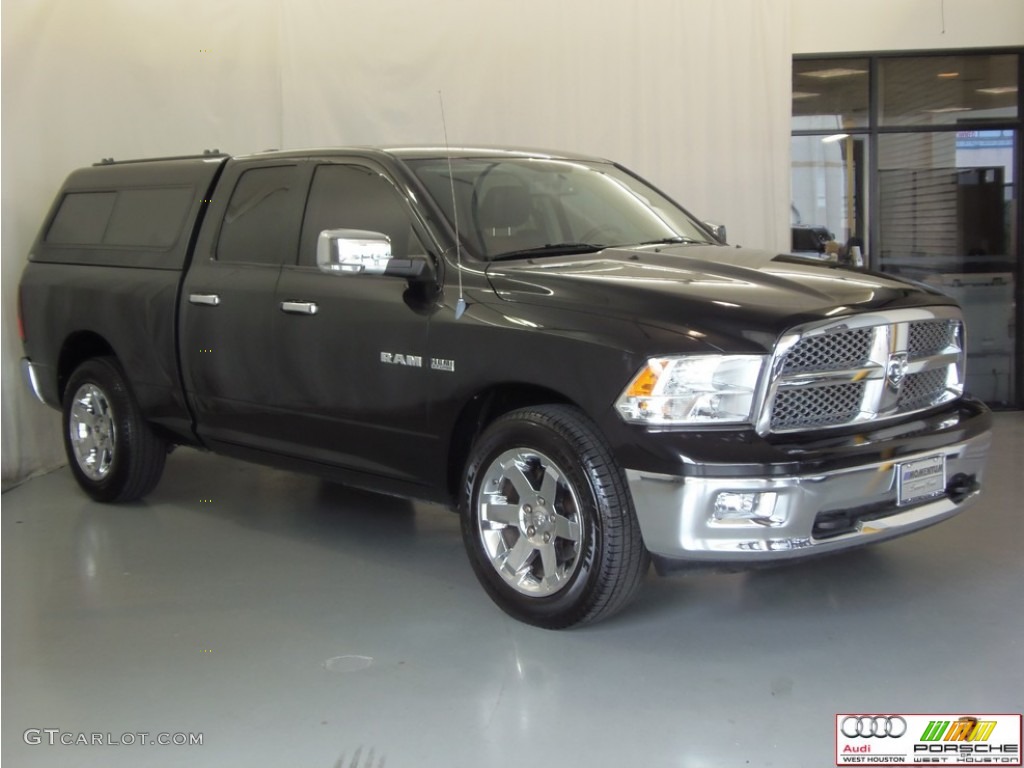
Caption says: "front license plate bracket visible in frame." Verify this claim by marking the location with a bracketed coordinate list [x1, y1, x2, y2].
[897, 454, 946, 506]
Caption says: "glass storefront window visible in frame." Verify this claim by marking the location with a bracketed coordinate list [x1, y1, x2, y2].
[793, 50, 1022, 407]
[791, 134, 869, 262]
[880, 54, 1019, 127]
[878, 131, 1018, 405]
[793, 58, 870, 131]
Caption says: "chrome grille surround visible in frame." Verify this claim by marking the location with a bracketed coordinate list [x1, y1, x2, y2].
[757, 307, 965, 436]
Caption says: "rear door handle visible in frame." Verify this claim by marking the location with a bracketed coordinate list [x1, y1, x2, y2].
[281, 301, 318, 316]
[189, 293, 221, 306]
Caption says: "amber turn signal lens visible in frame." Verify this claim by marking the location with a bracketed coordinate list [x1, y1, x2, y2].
[625, 361, 662, 398]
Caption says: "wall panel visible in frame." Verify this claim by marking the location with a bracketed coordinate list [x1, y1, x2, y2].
[2, 0, 791, 481]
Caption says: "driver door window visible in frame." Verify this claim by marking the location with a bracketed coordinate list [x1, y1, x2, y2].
[299, 164, 425, 263]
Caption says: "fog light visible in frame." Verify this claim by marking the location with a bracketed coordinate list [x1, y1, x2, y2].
[712, 492, 782, 526]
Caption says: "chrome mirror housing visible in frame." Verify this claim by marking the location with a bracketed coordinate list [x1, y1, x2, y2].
[317, 229, 393, 275]
[316, 229, 430, 281]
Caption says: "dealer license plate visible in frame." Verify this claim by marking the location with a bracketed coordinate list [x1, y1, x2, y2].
[897, 454, 946, 506]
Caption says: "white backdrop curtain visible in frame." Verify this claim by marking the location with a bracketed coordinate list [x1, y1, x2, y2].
[1, 0, 791, 483]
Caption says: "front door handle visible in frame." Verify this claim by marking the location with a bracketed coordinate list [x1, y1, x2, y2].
[189, 293, 221, 306]
[281, 301, 318, 316]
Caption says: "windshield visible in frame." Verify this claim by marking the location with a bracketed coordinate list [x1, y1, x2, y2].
[405, 157, 714, 260]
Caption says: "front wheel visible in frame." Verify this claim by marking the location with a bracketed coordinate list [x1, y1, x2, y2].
[460, 405, 649, 628]
[62, 357, 167, 502]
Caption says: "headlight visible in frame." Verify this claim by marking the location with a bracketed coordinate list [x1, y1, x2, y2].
[615, 355, 766, 425]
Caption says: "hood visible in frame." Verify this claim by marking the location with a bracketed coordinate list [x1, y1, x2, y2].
[484, 245, 951, 352]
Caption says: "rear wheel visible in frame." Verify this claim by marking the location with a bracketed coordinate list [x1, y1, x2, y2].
[62, 357, 167, 502]
[461, 405, 648, 628]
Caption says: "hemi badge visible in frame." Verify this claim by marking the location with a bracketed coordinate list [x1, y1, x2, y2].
[431, 358, 455, 373]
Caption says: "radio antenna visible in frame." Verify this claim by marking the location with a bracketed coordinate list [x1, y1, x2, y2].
[438, 91, 467, 320]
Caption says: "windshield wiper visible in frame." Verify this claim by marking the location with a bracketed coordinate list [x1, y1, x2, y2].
[634, 236, 706, 246]
[489, 243, 606, 261]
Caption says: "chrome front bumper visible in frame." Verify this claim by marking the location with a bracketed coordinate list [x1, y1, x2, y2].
[625, 429, 991, 564]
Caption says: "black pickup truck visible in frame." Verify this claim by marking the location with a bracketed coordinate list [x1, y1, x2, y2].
[18, 147, 992, 628]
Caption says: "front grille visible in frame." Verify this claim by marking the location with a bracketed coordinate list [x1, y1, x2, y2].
[760, 308, 965, 435]
[771, 382, 865, 431]
[780, 327, 873, 373]
[908, 319, 959, 358]
[898, 368, 951, 411]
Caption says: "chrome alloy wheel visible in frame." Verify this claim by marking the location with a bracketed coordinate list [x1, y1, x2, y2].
[476, 449, 585, 597]
[68, 383, 117, 481]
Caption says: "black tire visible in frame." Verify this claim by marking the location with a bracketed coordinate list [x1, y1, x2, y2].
[460, 405, 649, 628]
[62, 357, 167, 503]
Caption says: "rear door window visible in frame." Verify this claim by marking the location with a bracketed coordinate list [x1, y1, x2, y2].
[217, 165, 304, 265]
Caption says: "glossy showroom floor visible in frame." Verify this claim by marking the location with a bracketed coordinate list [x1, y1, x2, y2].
[3, 413, 1022, 768]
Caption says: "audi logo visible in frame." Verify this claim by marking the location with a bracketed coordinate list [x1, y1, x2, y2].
[841, 716, 908, 738]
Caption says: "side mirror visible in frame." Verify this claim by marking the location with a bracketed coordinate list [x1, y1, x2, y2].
[703, 221, 727, 244]
[316, 229, 430, 280]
